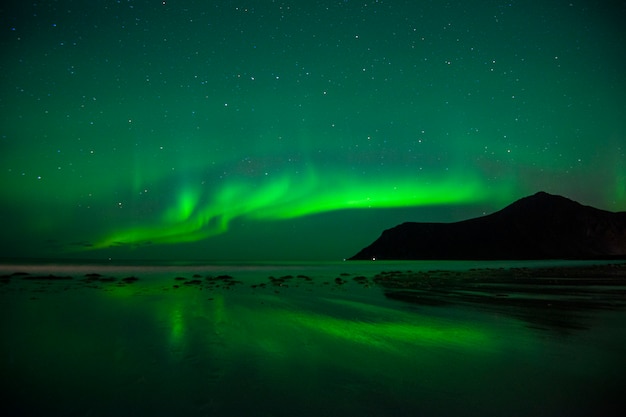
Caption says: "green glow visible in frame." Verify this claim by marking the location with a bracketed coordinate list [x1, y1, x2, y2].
[1, 1, 624, 260]
[164, 187, 200, 223]
[89, 168, 496, 249]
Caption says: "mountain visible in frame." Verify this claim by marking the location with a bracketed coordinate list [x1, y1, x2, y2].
[349, 192, 626, 260]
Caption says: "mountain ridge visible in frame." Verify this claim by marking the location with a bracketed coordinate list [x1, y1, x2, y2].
[349, 192, 626, 260]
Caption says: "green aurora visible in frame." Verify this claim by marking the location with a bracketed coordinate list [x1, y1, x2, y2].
[1, 1, 625, 260]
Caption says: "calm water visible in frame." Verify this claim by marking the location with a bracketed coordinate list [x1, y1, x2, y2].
[1, 260, 625, 416]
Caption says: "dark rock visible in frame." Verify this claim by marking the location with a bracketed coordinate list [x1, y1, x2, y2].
[22, 274, 73, 280]
[269, 276, 285, 285]
[216, 275, 233, 280]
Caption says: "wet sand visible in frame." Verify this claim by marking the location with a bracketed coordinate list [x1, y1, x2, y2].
[1, 261, 625, 417]
[370, 263, 626, 331]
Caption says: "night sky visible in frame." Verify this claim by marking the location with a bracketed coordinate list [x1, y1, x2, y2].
[1, 1, 625, 261]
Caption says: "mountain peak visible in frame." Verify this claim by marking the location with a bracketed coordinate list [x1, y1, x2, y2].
[349, 193, 626, 260]
[511, 191, 578, 208]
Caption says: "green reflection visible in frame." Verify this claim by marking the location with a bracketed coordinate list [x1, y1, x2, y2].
[92, 276, 495, 361]
[278, 309, 493, 352]
[169, 306, 186, 353]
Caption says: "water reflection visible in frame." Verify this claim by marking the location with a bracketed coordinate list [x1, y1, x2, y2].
[168, 305, 186, 355]
[1, 264, 625, 416]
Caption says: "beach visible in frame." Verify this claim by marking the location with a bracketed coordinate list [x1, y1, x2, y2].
[1, 260, 625, 416]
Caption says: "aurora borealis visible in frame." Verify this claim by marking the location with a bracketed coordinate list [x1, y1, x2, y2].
[1, 1, 625, 261]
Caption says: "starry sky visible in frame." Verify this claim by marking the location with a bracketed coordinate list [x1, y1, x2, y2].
[1, 0, 625, 261]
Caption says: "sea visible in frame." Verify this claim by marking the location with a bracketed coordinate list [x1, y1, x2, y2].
[1, 259, 625, 417]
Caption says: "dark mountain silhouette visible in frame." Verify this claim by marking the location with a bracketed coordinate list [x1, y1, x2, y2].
[349, 192, 626, 260]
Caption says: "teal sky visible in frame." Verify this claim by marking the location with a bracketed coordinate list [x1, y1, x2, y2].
[1, 0, 625, 261]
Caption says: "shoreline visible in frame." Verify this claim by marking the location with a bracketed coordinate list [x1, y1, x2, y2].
[2, 261, 626, 333]
[2, 261, 625, 296]
[2, 260, 625, 283]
